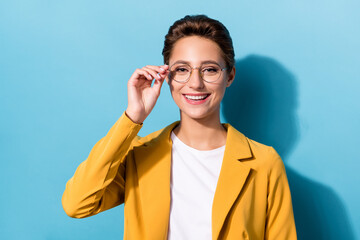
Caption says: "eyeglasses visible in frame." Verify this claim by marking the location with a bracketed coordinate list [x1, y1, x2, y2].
[168, 62, 227, 83]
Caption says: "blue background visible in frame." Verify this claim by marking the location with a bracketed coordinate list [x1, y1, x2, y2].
[1, 1, 359, 239]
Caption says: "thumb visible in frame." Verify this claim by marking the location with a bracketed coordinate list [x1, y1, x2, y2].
[152, 78, 165, 96]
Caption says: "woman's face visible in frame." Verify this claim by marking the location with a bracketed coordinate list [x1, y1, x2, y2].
[166, 36, 235, 121]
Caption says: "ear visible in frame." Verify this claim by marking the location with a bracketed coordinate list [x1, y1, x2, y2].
[226, 66, 236, 87]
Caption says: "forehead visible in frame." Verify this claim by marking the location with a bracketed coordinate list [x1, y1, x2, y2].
[169, 36, 225, 66]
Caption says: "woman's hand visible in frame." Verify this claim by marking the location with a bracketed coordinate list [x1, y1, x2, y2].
[125, 64, 169, 124]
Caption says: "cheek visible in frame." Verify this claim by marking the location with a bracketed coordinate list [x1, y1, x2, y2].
[168, 83, 182, 99]
[214, 85, 228, 101]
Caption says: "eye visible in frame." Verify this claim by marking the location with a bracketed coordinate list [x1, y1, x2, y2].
[202, 67, 219, 73]
[176, 67, 189, 72]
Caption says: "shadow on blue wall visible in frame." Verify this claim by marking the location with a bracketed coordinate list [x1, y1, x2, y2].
[222, 55, 355, 240]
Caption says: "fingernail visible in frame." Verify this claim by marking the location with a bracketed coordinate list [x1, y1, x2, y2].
[157, 73, 161, 78]
[160, 67, 165, 71]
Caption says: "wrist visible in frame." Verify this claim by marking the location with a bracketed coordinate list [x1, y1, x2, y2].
[125, 109, 145, 124]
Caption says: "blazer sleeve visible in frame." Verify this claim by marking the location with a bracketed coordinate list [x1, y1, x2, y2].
[265, 148, 297, 240]
[61, 112, 143, 218]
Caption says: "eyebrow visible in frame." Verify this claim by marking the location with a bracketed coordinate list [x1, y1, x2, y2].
[172, 60, 221, 66]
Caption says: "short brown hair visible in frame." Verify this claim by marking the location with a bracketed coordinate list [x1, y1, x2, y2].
[162, 14, 235, 74]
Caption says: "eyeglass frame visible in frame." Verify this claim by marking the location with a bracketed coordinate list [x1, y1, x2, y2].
[168, 62, 227, 83]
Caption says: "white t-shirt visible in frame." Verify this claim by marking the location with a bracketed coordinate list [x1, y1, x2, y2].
[167, 131, 225, 240]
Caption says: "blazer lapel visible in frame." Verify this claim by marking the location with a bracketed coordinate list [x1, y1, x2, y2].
[134, 122, 179, 239]
[212, 124, 253, 240]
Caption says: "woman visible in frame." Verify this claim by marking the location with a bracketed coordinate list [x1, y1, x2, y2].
[62, 14, 297, 239]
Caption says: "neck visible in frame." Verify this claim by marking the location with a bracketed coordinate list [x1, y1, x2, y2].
[173, 110, 227, 150]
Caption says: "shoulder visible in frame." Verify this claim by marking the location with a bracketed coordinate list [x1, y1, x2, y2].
[247, 138, 284, 172]
[226, 123, 284, 172]
[246, 137, 280, 161]
[131, 121, 180, 147]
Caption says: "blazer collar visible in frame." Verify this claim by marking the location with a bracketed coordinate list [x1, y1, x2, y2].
[134, 122, 253, 240]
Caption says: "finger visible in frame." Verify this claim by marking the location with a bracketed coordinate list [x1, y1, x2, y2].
[145, 65, 170, 79]
[159, 69, 170, 78]
[145, 64, 169, 75]
[131, 68, 154, 81]
[142, 66, 164, 80]
[144, 65, 170, 78]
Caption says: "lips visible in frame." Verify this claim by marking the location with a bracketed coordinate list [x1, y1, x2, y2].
[182, 93, 211, 105]
[184, 94, 208, 100]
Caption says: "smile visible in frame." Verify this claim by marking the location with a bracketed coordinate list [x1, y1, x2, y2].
[182, 94, 211, 105]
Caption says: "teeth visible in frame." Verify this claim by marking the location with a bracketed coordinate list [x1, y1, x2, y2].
[185, 94, 208, 100]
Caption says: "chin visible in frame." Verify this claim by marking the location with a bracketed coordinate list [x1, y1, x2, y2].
[180, 108, 218, 121]
[173, 95, 221, 121]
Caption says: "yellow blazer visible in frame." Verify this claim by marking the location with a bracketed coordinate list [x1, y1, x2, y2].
[62, 112, 297, 240]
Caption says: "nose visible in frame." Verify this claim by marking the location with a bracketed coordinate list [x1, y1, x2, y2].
[187, 68, 205, 89]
